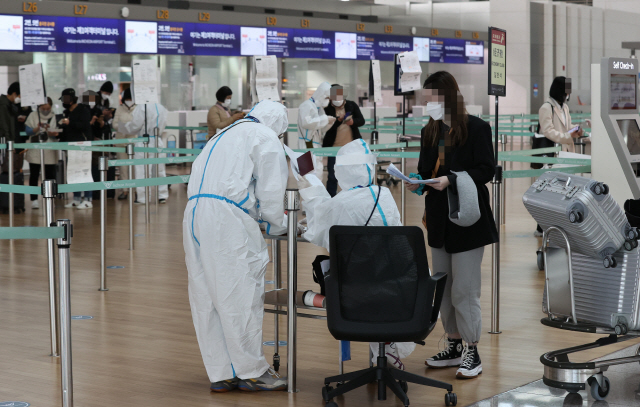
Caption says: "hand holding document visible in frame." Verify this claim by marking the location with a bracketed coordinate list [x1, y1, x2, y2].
[387, 163, 437, 184]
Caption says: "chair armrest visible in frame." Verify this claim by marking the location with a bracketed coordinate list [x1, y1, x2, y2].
[429, 272, 448, 328]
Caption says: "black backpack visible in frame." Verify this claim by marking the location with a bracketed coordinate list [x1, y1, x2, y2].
[531, 102, 556, 169]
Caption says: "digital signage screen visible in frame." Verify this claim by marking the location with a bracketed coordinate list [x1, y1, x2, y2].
[0, 13, 485, 66]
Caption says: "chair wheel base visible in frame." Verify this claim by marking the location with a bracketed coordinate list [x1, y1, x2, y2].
[445, 391, 458, 406]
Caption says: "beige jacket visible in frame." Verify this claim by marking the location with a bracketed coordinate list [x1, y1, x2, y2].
[538, 97, 575, 152]
[207, 103, 234, 139]
[25, 111, 59, 165]
[112, 103, 137, 139]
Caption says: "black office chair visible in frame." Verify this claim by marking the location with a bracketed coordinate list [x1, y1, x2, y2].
[322, 226, 456, 407]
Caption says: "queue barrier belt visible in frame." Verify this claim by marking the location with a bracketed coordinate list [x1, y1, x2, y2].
[109, 156, 197, 167]
[0, 175, 190, 195]
[13, 143, 126, 153]
[503, 166, 591, 179]
[56, 175, 190, 193]
[0, 227, 65, 240]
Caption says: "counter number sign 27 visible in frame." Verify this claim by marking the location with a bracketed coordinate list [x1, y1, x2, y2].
[488, 27, 506, 97]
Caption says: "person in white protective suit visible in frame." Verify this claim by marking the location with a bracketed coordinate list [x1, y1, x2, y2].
[296, 139, 416, 370]
[297, 81, 336, 179]
[183, 100, 289, 393]
[123, 103, 169, 204]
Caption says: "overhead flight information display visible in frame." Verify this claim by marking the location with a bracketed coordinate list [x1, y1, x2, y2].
[0, 13, 484, 64]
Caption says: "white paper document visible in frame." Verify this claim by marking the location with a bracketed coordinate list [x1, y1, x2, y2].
[398, 51, 422, 93]
[132, 59, 159, 104]
[66, 146, 94, 184]
[371, 60, 383, 104]
[254, 55, 280, 102]
[387, 163, 436, 184]
[18, 63, 46, 108]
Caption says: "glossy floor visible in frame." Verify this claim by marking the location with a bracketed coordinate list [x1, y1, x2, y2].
[468, 344, 640, 407]
[0, 157, 638, 407]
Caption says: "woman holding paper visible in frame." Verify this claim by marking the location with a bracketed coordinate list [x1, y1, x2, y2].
[207, 86, 245, 139]
[25, 97, 59, 209]
[404, 71, 497, 380]
[538, 76, 583, 153]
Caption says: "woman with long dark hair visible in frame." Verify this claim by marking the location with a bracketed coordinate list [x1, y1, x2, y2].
[405, 71, 498, 379]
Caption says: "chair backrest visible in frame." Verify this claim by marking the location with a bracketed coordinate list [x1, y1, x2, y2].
[326, 225, 446, 343]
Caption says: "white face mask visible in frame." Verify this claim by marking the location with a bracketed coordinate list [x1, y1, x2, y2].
[102, 93, 109, 101]
[426, 102, 445, 121]
[123, 101, 132, 108]
[321, 98, 330, 108]
[14, 97, 21, 105]
[223, 99, 232, 108]
[333, 100, 344, 107]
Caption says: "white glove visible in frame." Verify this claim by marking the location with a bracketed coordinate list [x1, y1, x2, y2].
[327, 116, 336, 126]
[297, 221, 307, 235]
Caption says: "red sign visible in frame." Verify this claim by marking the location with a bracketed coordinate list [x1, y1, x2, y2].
[491, 29, 505, 46]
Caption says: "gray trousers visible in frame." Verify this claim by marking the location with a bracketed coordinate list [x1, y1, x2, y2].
[431, 246, 484, 344]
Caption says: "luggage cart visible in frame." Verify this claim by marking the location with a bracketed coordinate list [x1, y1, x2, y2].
[539, 226, 640, 401]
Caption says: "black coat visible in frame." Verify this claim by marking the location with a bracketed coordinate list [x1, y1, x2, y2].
[59, 104, 92, 142]
[417, 115, 499, 253]
[322, 100, 365, 147]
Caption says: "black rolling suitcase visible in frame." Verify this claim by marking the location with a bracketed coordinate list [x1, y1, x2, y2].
[0, 171, 25, 214]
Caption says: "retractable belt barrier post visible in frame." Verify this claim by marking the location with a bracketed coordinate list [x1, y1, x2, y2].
[154, 128, 159, 214]
[127, 144, 134, 251]
[401, 147, 406, 225]
[99, 156, 108, 292]
[56, 219, 74, 407]
[8, 141, 14, 228]
[144, 140, 149, 224]
[500, 135, 507, 225]
[285, 189, 300, 393]
[43, 179, 59, 357]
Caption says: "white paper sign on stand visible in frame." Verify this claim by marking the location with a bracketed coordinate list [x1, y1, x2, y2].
[370, 60, 383, 104]
[253, 55, 280, 102]
[398, 51, 422, 93]
[66, 142, 94, 184]
[18, 63, 46, 108]
[131, 59, 159, 105]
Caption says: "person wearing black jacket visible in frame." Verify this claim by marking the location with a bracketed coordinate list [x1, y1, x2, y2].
[323, 84, 365, 196]
[405, 71, 498, 380]
[90, 81, 114, 140]
[58, 88, 93, 208]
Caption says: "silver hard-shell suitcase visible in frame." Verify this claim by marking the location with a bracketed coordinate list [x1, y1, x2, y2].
[543, 248, 640, 333]
[523, 172, 638, 268]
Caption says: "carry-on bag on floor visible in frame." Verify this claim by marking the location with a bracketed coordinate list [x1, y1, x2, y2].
[523, 172, 638, 268]
[0, 171, 25, 214]
[543, 247, 640, 334]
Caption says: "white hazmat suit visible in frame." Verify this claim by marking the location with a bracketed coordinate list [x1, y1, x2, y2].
[298, 139, 416, 368]
[183, 100, 289, 383]
[297, 82, 332, 178]
[123, 103, 169, 203]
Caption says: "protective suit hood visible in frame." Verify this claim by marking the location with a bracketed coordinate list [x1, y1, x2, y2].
[311, 82, 331, 108]
[335, 139, 377, 191]
[248, 100, 289, 136]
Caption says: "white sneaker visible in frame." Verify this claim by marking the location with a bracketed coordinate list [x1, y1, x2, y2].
[31, 200, 39, 209]
[64, 201, 80, 208]
[77, 201, 93, 209]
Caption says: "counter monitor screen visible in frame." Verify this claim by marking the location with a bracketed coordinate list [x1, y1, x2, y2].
[617, 119, 640, 156]
[610, 74, 637, 110]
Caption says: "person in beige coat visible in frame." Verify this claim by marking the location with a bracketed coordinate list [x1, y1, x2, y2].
[112, 88, 136, 199]
[207, 86, 245, 139]
[25, 97, 59, 209]
[538, 76, 584, 153]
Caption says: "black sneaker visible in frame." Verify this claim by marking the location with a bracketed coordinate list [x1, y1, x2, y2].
[210, 377, 239, 392]
[425, 337, 463, 368]
[456, 344, 482, 379]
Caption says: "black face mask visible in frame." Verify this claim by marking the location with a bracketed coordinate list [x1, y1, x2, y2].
[62, 103, 71, 109]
